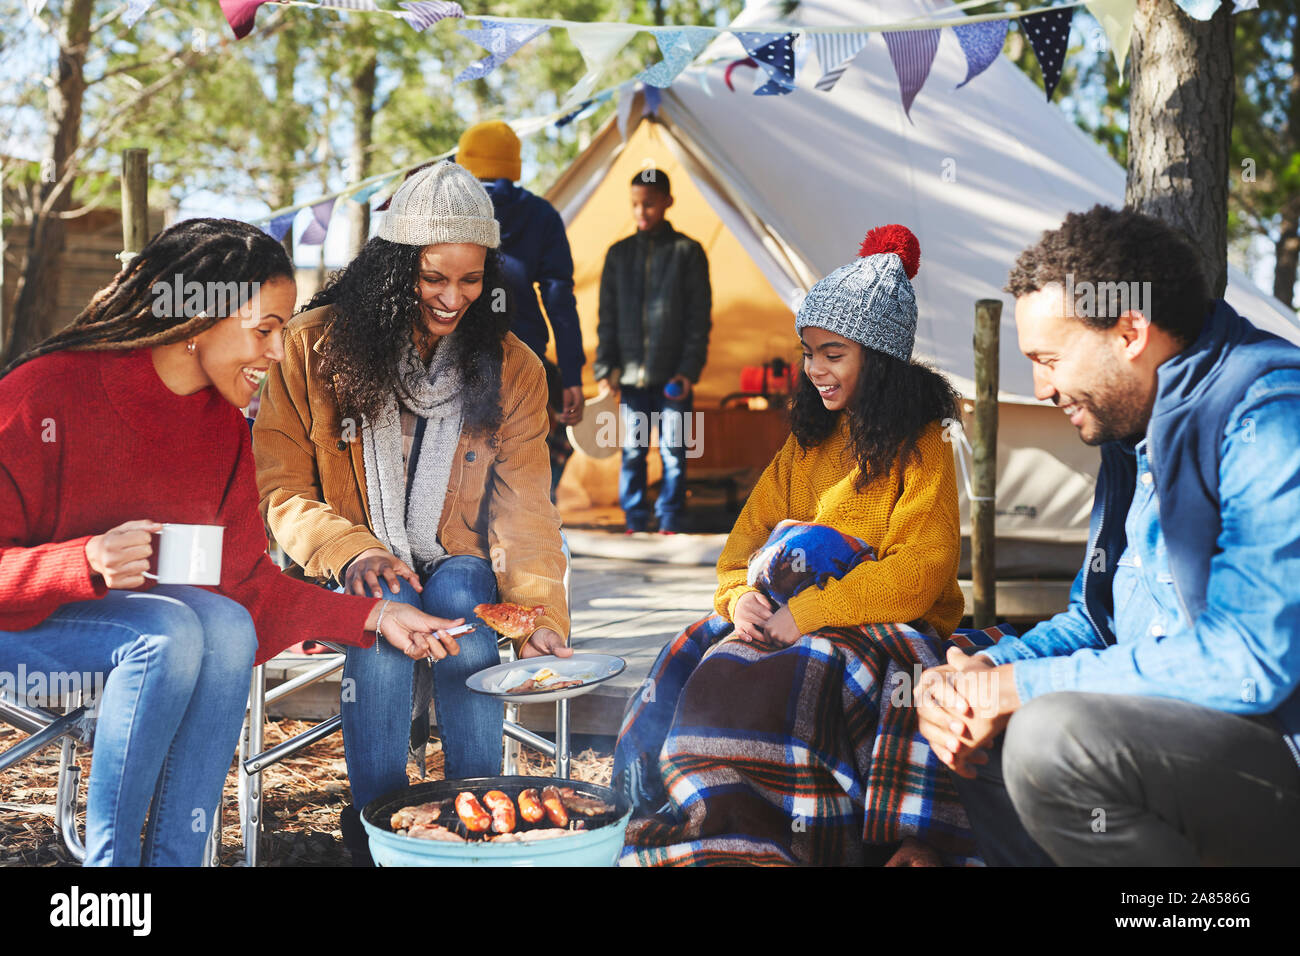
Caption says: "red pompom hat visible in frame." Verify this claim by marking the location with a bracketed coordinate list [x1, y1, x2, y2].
[795, 224, 920, 362]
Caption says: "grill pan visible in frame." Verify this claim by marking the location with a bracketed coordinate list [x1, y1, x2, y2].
[361, 775, 631, 867]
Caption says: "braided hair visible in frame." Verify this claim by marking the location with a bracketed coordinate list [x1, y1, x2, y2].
[2, 218, 294, 378]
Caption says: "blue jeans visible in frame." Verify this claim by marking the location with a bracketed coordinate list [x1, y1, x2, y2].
[340, 555, 503, 809]
[618, 385, 691, 532]
[0, 586, 256, 866]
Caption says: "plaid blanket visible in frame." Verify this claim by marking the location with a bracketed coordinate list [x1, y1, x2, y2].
[613, 520, 1013, 866]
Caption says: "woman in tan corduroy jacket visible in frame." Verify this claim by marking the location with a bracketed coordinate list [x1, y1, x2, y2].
[251, 162, 569, 864]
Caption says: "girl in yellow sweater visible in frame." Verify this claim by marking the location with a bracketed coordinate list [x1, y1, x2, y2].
[616, 225, 977, 867]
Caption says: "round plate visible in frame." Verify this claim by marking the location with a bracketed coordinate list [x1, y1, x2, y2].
[465, 653, 626, 704]
[566, 390, 620, 460]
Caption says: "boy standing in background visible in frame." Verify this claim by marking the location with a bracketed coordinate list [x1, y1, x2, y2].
[594, 169, 712, 534]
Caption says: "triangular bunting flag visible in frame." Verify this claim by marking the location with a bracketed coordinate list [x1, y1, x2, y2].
[1232, 0, 1259, 10]
[556, 98, 595, 127]
[299, 199, 336, 246]
[398, 1, 464, 31]
[952, 20, 1008, 89]
[1019, 8, 1074, 100]
[733, 32, 798, 95]
[883, 28, 940, 119]
[812, 32, 870, 92]
[23, 0, 47, 16]
[638, 26, 716, 89]
[1174, 0, 1221, 18]
[350, 176, 393, 205]
[123, 0, 153, 27]
[219, 0, 268, 39]
[1085, 0, 1136, 72]
[455, 22, 549, 84]
[265, 212, 296, 243]
[565, 23, 641, 106]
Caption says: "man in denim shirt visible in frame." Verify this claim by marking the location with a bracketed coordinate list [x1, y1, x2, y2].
[917, 206, 1300, 865]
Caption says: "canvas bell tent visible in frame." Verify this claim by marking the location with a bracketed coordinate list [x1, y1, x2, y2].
[549, 0, 1300, 576]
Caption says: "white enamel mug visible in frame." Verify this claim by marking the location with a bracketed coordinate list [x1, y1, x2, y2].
[142, 523, 224, 586]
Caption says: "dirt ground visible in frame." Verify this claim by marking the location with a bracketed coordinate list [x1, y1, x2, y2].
[0, 720, 613, 867]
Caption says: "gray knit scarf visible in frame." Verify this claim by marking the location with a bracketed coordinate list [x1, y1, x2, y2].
[361, 332, 464, 577]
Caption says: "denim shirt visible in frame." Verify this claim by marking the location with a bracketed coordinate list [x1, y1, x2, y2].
[980, 368, 1300, 758]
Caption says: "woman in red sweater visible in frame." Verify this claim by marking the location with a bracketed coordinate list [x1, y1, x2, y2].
[0, 218, 463, 866]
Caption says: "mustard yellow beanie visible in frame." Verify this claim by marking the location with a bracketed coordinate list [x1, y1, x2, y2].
[456, 121, 522, 182]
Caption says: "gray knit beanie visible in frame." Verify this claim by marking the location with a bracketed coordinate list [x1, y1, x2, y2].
[795, 225, 920, 362]
[376, 160, 501, 248]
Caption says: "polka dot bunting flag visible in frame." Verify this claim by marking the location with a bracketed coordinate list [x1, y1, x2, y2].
[734, 31, 799, 95]
[1019, 7, 1075, 101]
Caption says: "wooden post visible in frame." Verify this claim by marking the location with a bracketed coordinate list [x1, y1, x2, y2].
[121, 148, 148, 263]
[971, 299, 1002, 628]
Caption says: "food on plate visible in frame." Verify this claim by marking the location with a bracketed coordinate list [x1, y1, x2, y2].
[390, 801, 442, 831]
[557, 786, 614, 817]
[517, 788, 546, 824]
[504, 666, 586, 695]
[489, 828, 570, 843]
[473, 602, 545, 642]
[482, 789, 517, 834]
[541, 785, 569, 828]
[406, 824, 466, 843]
[454, 791, 493, 832]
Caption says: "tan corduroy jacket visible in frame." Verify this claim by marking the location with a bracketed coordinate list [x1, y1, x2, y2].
[251, 305, 569, 650]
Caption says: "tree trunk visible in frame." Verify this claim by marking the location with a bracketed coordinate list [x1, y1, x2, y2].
[1275, 202, 1300, 308]
[1125, 0, 1234, 298]
[348, 54, 377, 259]
[2, 0, 95, 364]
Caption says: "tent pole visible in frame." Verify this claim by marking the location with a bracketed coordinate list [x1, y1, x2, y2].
[121, 148, 148, 266]
[972, 299, 1001, 628]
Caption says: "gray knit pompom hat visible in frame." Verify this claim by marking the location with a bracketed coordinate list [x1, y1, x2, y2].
[376, 160, 501, 248]
[795, 224, 920, 362]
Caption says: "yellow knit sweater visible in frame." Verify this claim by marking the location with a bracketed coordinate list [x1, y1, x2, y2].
[714, 416, 965, 638]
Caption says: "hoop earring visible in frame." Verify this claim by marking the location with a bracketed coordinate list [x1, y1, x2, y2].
[186, 340, 197, 356]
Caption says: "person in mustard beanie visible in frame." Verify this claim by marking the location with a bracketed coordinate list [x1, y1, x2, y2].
[457, 120, 585, 498]
[613, 225, 975, 867]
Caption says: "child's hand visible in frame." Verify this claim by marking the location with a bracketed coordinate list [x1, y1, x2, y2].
[761, 605, 802, 646]
[732, 590, 773, 642]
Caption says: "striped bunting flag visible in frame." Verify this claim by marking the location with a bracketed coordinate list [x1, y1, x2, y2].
[398, 0, 465, 31]
[882, 28, 940, 120]
[812, 31, 870, 92]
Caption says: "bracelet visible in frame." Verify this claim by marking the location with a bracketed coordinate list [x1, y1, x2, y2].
[373, 599, 391, 653]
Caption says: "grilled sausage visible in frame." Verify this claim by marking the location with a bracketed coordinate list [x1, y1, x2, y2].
[454, 791, 492, 833]
[482, 790, 517, 833]
[541, 785, 569, 828]
[517, 788, 546, 824]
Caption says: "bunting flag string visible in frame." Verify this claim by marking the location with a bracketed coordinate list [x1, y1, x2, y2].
[454, 22, 549, 83]
[298, 198, 337, 246]
[349, 176, 394, 204]
[812, 31, 870, 91]
[883, 27, 940, 119]
[1020, 7, 1074, 100]
[952, 20, 1007, 88]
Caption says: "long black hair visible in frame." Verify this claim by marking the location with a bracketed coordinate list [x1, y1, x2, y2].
[789, 345, 960, 491]
[2, 218, 293, 378]
[306, 237, 511, 437]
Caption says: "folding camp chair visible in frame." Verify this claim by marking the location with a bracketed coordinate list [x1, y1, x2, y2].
[0, 693, 224, 866]
[237, 534, 574, 866]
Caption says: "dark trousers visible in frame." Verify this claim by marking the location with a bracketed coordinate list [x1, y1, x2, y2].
[954, 692, 1300, 866]
[618, 385, 692, 532]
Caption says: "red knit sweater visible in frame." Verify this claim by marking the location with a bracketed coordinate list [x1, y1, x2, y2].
[0, 348, 377, 664]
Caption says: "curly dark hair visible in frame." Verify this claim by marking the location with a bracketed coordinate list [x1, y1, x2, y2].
[305, 237, 511, 436]
[2, 218, 293, 378]
[789, 346, 960, 491]
[1005, 204, 1212, 345]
